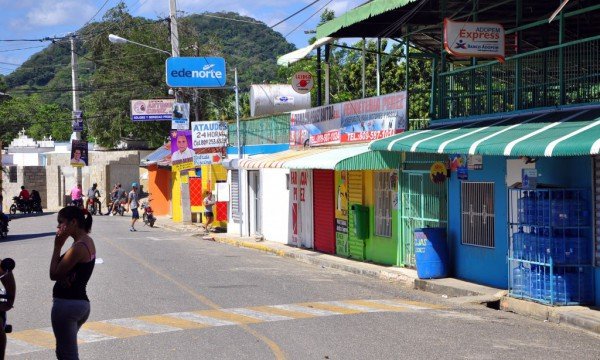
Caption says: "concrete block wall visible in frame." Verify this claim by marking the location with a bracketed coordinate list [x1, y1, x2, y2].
[1, 166, 47, 211]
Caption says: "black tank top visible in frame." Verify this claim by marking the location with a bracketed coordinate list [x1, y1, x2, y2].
[53, 242, 95, 301]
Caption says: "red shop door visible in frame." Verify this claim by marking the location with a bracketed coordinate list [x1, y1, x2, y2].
[313, 169, 335, 254]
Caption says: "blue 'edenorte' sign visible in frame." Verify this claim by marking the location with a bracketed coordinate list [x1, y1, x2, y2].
[166, 57, 227, 88]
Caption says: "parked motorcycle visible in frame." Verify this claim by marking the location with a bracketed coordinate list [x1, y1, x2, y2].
[0, 257, 15, 334]
[9, 196, 31, 214]
[86, 196, 101, 215]
[141, 199, 156, 227]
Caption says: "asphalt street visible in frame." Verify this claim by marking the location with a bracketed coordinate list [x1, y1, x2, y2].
[2, 212, 600, 359]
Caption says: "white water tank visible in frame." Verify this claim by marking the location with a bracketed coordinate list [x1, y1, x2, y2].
[249, 84, 311, 117]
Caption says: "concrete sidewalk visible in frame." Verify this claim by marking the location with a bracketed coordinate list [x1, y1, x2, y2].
[155, 216, 600, 335]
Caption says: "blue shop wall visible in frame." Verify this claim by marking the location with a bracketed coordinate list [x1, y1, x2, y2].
[448, 156, 592, 290]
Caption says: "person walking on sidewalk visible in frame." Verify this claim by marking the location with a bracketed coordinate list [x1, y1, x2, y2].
[203, 190, 216, 231]
[49, 206, 96, 360]
[127, 183, 140, 232]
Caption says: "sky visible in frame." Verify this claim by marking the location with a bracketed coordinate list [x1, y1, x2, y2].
[0, 0, 365, 75]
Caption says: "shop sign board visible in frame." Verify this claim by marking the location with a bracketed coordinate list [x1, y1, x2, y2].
[444, 18, 505, 62]
[193, 153, 223, 166]
[166, 57, 226, 88]
[291, 71, 313, 94]
[130, 99, 174, 121]
[191, 121, 228, 149]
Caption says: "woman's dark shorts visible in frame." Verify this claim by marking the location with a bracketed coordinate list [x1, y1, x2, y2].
[204, 211, 214, 217]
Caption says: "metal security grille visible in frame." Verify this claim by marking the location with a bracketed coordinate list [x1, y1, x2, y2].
[594, 156, 600, 266]
[231, 170, 240, 223]
[461, 182, 495, 248]
[375, 172, 392, 237]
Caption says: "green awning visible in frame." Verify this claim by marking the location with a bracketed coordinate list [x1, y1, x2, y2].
[369, 110, 600, 157]
[316, 0, 416, 39]
[282, 145, 400, 170]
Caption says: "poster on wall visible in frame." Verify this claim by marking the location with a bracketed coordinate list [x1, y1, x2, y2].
[336, 171, 349, 220]
[170, 130, 195, 172]
[467, 154, 483, 170]
[290, 104, 341, 147]
[70, 140, 88, 167]
[340, 92, 407, 143]
[72, 111, 83, 132]
[288, 170, 313, 248]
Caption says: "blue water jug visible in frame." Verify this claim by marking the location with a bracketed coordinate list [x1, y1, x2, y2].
[529, 267, 543, 300]
[513, 227, 525, 259]
[551, 191, 568, 227]
[512, 264, 525, 297]
[526, 191, 537, 224]
[537, 191, 550, 226]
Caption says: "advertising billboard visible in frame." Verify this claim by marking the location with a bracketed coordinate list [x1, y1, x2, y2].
[290, 104, 341, 147]
[444, 18, 505, 62]
[170, 130, 195, 172]
[130, 99, 175, 121]
[166, 57, 227, 88]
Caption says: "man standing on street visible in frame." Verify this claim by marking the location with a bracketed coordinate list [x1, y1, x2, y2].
[127, 183, 139, 232]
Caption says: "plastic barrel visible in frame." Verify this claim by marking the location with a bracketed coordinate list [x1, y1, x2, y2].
[414, 227, 449, 279]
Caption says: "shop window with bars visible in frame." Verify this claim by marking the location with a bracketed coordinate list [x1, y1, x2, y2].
[375, 172, 393, 237]
[594, 156, 600, 266]
[230, 170, 240, 223]
[9, 166, 17, 183]
[461, 182, 495, 248]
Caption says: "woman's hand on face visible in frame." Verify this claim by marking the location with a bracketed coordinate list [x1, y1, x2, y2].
[55, 224, 69, 248]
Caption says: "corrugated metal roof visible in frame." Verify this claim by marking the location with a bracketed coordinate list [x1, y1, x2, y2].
[142, 144, 171, 166]
[282, 145, 400, 170]
[370, 108, 600, 157]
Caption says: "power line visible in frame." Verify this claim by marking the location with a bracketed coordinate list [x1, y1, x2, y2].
[270, 0, 321, 28]
[285, 0, 333, 38]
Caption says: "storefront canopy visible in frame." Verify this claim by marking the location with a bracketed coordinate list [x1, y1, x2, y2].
[282, 145, 400, 170]
[238, 148, 328, 169]
[369, 107, 600, 157]
[316, 0, 417, 39]
[277, 37, 335, 66]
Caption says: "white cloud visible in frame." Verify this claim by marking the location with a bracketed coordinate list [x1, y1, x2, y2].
[26, 0, 96, 27]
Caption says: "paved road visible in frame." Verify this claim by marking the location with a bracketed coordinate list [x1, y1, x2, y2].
[2, 212, 600, 359]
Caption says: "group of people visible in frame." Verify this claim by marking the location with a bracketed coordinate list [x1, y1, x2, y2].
[1, 205, 96, 359]
[70, 182, 141, 231]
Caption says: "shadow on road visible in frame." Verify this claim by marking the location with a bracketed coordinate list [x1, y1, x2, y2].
[1, 232, 56, 243]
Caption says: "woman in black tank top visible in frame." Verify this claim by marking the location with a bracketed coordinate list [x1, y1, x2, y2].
[49, 206, 95, 360]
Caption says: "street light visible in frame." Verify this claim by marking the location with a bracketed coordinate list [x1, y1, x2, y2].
[108, 34, 171, 56]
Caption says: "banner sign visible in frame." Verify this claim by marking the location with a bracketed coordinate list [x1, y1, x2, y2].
[130, 99, 174, 121]
[166, 57, 226, 88]
[191, 121, 228, 149]
[170, 130, 195, 171]
[193, 153, 223, 166]
[171, 102, 190, 130]
[72, 111, 83, 132]
[340, 92, 407, 143]
[290, 104, 341, 147]
[70, 140, 88, 167]
[444, 18, 505, 62]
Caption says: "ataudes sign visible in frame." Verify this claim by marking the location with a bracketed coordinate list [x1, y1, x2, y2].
[166, 57, 227, 88]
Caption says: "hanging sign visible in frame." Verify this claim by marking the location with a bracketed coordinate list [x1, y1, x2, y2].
[193, 153, 223, 166]
[166, 57, 226, 88]
[131, 99, 174, 121]
[430, 162, 447, 184]
[291, 71, 313, 94]
[70, 140, 88, 167]
[191, 121, 228, 149]
[171, 103, 190, 130]
[72, 111, 83, 132]
[444, 18, 505, 62]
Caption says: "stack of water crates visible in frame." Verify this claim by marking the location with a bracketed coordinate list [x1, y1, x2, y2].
[509, 188, 593, 305]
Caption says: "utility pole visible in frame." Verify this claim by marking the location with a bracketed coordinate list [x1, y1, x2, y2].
[70, 34, 82, 187]
[169, 0, 180, 57]
[234, 68, 242, 237]
[194, 42, 200, 122]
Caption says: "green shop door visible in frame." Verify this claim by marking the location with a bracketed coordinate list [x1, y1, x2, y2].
[347, 171, 365, 261]
[399, 171, 447, 267]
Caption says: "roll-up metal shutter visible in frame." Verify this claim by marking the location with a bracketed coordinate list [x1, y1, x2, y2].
[231, 170, 240, 223]
[313, 170, 335, 254]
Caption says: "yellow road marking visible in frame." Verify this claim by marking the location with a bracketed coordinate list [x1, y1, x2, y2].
[344, 300, 408, 312]
[250, 306, 316, 319]
[83, 322, 148, 338]
[299, 302, 362, 315]
[8, 329, 55, 348]
[195, 310, 263, 324]
[388, 299, 445, 310]
[137, 315, 211, 330]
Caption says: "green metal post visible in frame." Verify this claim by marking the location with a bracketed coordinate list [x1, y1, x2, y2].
[430, 57, 438, 119]
[439, 0, 447, 119]
[515, 0, 522, 110]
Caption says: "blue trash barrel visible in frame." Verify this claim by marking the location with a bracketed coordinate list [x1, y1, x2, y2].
[414, 227, 449, 279]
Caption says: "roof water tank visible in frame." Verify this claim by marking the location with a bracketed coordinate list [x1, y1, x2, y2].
[249, 84, 311, 117]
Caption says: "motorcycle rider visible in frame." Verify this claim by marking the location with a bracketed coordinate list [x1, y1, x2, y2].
[108, 184, 126, 216]
[70, 184, 83, 209]
[86, 183, 102, 215]
[18, 186, 30, 202]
